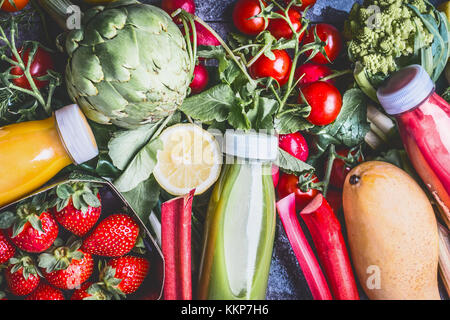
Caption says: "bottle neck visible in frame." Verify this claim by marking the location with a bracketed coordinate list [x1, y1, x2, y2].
[54, 105, 98, 165]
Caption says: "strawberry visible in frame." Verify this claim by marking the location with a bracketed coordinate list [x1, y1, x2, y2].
[0, 231, 15, 264]
[81, 214, 139, 257]
[38, 238, 93, 290]
[0, 194, 58, 253]
[101, 256, 150, 296]
[70, 282, 111, 300]
[25, 283, 65, 300]
[50, 182, 102, 237]
[5, 253, 41, 296]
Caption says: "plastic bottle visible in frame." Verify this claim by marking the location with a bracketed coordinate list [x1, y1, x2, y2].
[377, 65, 450, 221]
[197, 131, 277, 300]
[0, 104, 98, 207]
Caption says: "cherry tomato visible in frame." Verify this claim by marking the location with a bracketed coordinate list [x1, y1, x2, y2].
[249, 49, 292, 86]
[10, 47, 54, 90]
[325, 189, 342, 213]
[190, 64, 209, 94]
[277, 173, 320, 211]
[278, 132, 309, 162]
[1, 0, 29, 12]
[272, 165, 280, 188]
[299, 81, 342, 126]
[284, 0, 317, 12]
[161, 0, 195, 24]
[233, 0, 267, 36]
[303, 23, 342, 64]
[294, 62, 333, 88]
[267, 9, 304, 41]
[327, 148, 363, 190]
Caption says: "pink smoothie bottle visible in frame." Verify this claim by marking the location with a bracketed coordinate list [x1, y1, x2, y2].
[377, 65, 450, 224]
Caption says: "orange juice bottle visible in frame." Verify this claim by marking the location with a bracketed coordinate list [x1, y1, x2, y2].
[0, 104, 98, 207]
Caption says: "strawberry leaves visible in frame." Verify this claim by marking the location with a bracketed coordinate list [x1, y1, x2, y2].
[0, 193, 50, 237]
[51, 182, 101, 214]
[38, 238, 84, 273]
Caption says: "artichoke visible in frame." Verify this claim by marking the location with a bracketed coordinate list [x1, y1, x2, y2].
[63, 0, 191, 128]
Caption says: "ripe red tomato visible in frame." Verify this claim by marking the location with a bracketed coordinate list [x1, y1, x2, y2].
[303, 23, 342, 64]
[299, 81, 342, 126]
[161, 0, 195, 24]
[284, 0, 317, 12]
[267, 9, 304, 41]
[190, 64, 209, 94]
[10, 47, 54, 90]
[249, 49, 292, 86]
[294, 63, 333, 88]
[327, 148, 363, 190]
[278, 132, 309, 162]
[277, 173, 320, 211]
[1, 0, 29, 12]
[233, 0, 267, 36]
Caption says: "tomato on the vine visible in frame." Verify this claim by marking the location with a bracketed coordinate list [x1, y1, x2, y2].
[278, 132, 309, 162]
[267, 9, 304, 41]
[1, 0, 29, 12]
[277, 173, 320, 211]
[300, 81, 342, 126]
[10, 47, 54, 90]
[327, 148, 363, 190]
[284, 0, 317, 12]
[294, 63, 333, 88]
[249, 49, 292, 87]
[303, 23, 342, 64]
[233, 0, 267, 36]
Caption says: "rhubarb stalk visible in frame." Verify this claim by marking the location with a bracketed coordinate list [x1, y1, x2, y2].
[276, 193, 333, 300]
[300, 193, 360, 300]
[161, 189, 195, 300]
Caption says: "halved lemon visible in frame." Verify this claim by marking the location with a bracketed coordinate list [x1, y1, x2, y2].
[153, 124, 222, 196]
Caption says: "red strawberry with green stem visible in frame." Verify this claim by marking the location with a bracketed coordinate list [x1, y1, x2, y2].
[50, 182, 102, 237]
[81, 214, 139, 257]
[25, 283, 65, 300]
[70, 282, 111, 300]
[38, 237, 93, 290]
[99, 256, 150, 298]
[5, 253, 42, 296]
[0, 231, 15, 265]
[0, 194, 58, 253]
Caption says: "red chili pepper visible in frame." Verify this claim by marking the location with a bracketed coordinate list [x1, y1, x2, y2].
[276, 193, 333, 300]
[161, 189, 195, 300]
[300, 193, 359, 300]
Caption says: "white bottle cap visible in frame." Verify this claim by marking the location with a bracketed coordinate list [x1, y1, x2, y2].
[377, 65, 434, 115]
[55, 104, 99, 165]
[224, 130, 278, 161]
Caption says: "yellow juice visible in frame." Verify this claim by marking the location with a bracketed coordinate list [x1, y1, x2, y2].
[0, 117, 72, 207]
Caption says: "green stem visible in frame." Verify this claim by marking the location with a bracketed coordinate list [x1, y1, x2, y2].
[320, 69, 352, 82]
[193, 15, 256, 85]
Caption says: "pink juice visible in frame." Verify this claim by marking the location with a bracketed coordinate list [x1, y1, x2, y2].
[378, 65, 450, 220]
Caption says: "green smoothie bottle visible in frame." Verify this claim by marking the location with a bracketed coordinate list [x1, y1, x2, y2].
[198, 131, 277, 300]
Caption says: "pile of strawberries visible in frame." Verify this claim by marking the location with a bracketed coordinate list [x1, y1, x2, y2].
[0, 182, 152, 300]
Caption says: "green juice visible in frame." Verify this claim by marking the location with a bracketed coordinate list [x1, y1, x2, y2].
[197, 161, 276, 300]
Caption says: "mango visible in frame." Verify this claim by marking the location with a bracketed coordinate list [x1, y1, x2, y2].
[343, 161, 440, 300]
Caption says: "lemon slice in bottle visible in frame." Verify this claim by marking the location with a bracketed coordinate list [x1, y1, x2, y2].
[153, 124, 222, 196]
